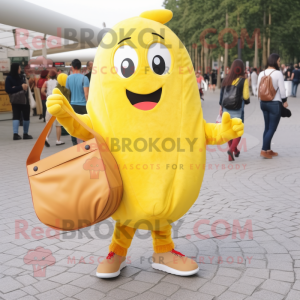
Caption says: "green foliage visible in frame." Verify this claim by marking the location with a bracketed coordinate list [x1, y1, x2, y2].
[163, 0, 300, 67]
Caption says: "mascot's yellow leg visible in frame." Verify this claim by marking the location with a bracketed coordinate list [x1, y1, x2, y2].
[151, 225, 175, 253]
[108, 223, 174, 256]
[109, 223, 136, 257]
[97, 223, 198, 278]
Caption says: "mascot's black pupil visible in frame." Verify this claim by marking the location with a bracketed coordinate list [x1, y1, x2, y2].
[121, 58, 135, 78]
[152, 55, 165, 75]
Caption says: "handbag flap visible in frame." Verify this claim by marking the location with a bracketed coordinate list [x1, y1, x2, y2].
[27, 138, 103, 176]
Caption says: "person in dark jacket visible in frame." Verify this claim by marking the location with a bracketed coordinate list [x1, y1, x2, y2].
[5, 63, 33, 140]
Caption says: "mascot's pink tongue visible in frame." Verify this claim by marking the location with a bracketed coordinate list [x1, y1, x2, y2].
[133, 102, 157, 111]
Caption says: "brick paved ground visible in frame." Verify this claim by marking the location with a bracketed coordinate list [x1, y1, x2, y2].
[0, 90, 300, 300]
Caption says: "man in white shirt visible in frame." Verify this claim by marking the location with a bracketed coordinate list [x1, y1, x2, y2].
[251, 68, 258, 96]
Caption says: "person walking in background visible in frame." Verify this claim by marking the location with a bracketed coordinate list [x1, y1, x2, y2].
[28, 75, 37, 116]
[281, 64, 287, 75]
[219, 59, 250, 161]
[41, 70, 65, 147]
[251, 68, 258, 96]
[66, 59, 90, 145]
[285, 64, 293, 81]
[5, 63, 33, 140]
[196, 72, 204, 100]
[257, 53, 287, 159]
[291, 65, 300, 97]
[37, 70, 49, 122]
[211, 70, 217, 92]
[204, 72, 209, 89]
[85, 61, 93, 82]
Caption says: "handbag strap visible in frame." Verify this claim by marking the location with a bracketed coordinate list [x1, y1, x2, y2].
[26, 102, 104, 166]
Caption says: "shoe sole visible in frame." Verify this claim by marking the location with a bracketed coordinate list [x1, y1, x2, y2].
[56, 143, 65, 146]
[152, 263, 199, 276]
[96, 261, 127, 278]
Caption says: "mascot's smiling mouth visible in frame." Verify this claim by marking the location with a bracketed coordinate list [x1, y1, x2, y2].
[126, 88, 162, 111]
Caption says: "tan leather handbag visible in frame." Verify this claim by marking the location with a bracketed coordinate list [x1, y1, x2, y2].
[26, 107, 123, 231]
[258, 70, 279, 101]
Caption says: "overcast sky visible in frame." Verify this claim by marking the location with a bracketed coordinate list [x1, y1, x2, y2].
[26, 0, 165, 28]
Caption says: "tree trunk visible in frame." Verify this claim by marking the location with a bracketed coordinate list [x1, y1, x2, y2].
[201, 46, 204, 74]
[204, 46, 208, 74]
[267, 9, 271, 57]
[195, 46, 197, 71]
[254, 33, 258, 68]
[262, 10, 267, 68]
[217, 53, 221, 89]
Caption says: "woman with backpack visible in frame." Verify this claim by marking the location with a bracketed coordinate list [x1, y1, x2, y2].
[219, 59, 250, 161]
[257, 53, 288, 159]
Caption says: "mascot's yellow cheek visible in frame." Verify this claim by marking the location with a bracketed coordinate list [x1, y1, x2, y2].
[86, 12, 206, 229]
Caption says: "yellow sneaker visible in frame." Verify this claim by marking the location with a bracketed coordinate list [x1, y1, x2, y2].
[96, 251, 126, 278]
[152, 249, 199, 276]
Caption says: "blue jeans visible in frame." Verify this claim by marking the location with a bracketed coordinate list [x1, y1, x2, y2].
[260, 101, 282, 151]
[292, 81, 299, 97]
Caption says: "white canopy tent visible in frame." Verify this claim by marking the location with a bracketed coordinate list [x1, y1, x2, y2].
[0, 0, 105, 62]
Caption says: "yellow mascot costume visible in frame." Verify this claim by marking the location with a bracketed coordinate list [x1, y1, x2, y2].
[47, 9, 244, 277]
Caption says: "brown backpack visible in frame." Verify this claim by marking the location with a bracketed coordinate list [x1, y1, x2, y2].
[258, 70, 279, 101]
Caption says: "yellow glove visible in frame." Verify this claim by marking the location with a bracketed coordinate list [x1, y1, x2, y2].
[46, 88, 73, 119]
[46, 88, 93, 141]
[205, 112, 244, 145]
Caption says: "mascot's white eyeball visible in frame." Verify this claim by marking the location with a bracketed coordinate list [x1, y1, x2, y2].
[114, 45, 139, 78]
[147, 43, 171, 75]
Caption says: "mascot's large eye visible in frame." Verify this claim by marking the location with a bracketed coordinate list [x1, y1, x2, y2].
[114, 45, 138, 78]
[147, 43, 171, 75]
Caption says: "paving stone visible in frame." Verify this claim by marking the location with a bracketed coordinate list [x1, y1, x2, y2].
[18, 296, 37, 300]
[244, 268, 269, 279]
[216, 268, 242, 278]
[15, 275, 37, 286]
[21, 286, 39, 296]
[218, 290, 247, 300]
[107, 288, 137, 299]
[55, 284, 83, 297]
[237, 275, 265, 287]
[0, 277, 23, 293]
[293, 280, 300, 291]
[120, 266, 141, 277]
[260, 279, 291, 295]
[251, 290, 284, 300]
[118, 280, 154, 293]
[270, 270, 294, 283]
[162, 274, 207, 291]
[170, 288, 214, 300]
[35, 290, 65, 300]
[129, 291, 168, 300]
[0, 290, 27, 300]
[199, 282, 227, 296]
[33, 280, 60, 293]
[48, 272, 82, 284]
[285, 289, 300, 300]
[89, 277, 132, 293]
[150, 282, 180, 296]
[229, 282, 257, 295]
[211, 275, 237, 287]
[73, 288, 105, 300]
[134, 270, 165, 284]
